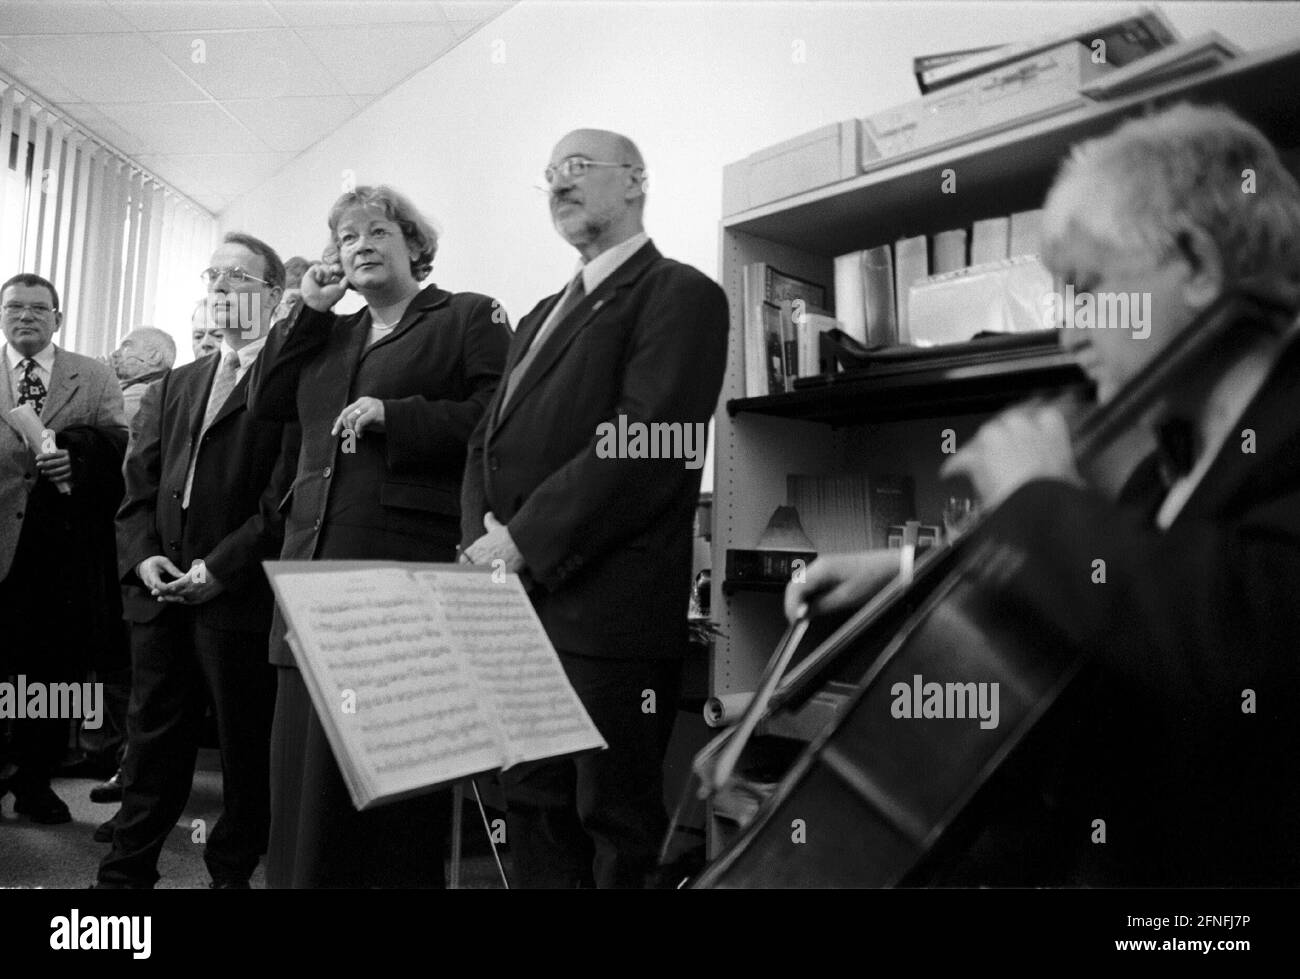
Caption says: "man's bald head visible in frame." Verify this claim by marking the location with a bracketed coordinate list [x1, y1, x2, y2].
[547, 128, 648, 259]
[111, 326, 176, 382]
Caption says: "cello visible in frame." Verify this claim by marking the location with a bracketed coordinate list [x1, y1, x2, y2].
[688, 289, 1298, 888]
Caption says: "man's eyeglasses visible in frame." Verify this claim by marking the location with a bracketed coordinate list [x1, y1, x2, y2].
[1, 302, 55, 318]
[544, 157, 639, 185]
[200, 266, 270, 286]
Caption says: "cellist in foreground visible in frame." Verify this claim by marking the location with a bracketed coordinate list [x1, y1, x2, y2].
[785, 103, 1300, 887]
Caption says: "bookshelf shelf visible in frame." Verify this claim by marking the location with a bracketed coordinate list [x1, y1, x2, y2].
[727, 344, 1085, 425]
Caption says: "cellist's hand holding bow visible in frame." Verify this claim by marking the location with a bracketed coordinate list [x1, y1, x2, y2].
[939, 399, 1083, 510]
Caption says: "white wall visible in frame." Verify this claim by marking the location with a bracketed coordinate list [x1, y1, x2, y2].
[218, 0, 1300, 486]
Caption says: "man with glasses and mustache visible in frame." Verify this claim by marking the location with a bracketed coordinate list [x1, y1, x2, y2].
[0, 273, 127, 826]
[461, 130, 729, 888]
[95, 233, 299, 888]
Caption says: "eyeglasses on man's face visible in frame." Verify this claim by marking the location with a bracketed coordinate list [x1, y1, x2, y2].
[200, 266, 270, 286]
[544, 157, 638, 185]
[1, 302, 55, 318]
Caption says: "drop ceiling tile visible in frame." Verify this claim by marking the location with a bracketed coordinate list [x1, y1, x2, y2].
[2, 34, 209, 102]
[295, 22, 457, 95]
[0, 0, 136, 35]
[108, 0, 284, 32]
[94, 100, 266, 154]
[270, 1, 450, 27]
[223, 94, 356, 152]
[0, 39, 87, 103]
[151, 28, 344, 99]
[440, 1, 514, 24]
[56, 104, 150, 154]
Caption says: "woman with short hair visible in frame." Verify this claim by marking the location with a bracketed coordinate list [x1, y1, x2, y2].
[249, 184, 511, 888]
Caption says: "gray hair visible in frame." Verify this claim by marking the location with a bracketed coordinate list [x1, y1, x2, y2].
[1043, 103, 1300, 297]
[130, 326, 176, 369]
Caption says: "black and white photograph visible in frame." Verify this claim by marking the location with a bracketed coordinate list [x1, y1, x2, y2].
[0, 0, 1298, 959]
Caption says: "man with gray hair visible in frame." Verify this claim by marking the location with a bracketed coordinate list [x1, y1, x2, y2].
[785, 103, 1300, 886]
[110, 327, 176, 426]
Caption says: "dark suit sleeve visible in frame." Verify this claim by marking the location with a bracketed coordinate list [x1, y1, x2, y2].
[506, 269, 729, 589]
[116, 372, 166, 584]
[203, 421, 301, 593]
[246, 302, 326, 423]
[460, 409, 491, 546]
[981, 478, 1300, 705]
[383, 295, 510, 476]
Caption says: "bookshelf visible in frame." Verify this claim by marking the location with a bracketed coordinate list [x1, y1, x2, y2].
[707, 39, 1300, 835]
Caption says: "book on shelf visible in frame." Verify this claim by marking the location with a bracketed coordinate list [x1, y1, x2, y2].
[264, 560, 606, 811]
[833, 245, 897, 348]
[894, 235, 929, 344]
[917, 6, 1178, 91]
[1079, 31, 1240, 101]
[932, 228, 969, 275]
[1009, 209, 1044, 258]
[797, 312, 838, 379]
[787, 473, 916, 552]
[971, 217, 1011, 266]
[742, 262, 830, 396]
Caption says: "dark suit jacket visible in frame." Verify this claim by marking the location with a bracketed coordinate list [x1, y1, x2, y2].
[248, 283, 510, 666]
[0, 348, 127, 675]
[461, 241, 729, 658]
[117, 350, 299, 634]
[960, 323, 1300, 886]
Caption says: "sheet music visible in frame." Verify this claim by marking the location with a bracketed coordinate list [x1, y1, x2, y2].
[272, 568, 501, 803]
[415, 569, 606, 768]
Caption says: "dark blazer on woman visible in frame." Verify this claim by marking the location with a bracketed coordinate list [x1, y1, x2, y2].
[248, 283, 511, 665]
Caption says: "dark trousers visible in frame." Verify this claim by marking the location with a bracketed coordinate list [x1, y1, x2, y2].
[0, 513, 87, 791]
[98, 610, 277, 886]
[266, 666, 450, 888]
[503, 651, 682, 889]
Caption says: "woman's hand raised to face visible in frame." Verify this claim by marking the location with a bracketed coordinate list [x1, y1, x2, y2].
[300, 261, 350, 312]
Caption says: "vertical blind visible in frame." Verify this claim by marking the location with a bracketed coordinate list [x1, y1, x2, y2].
[0, 76, 216, 359]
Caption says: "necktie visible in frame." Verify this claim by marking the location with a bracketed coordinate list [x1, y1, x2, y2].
[501, 273, 586, 409]
[202, 351, 242, 434]
[17, 358, 46, 416]
[183, 351, 242, 508]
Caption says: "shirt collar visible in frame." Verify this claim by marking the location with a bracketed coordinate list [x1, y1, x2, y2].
[6, 341, 56, 374]
[577, 231, 650, 296]
[220, 335, 267, 371]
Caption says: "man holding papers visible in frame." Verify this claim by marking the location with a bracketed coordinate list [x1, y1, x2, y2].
[0, 273, 126, 826]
